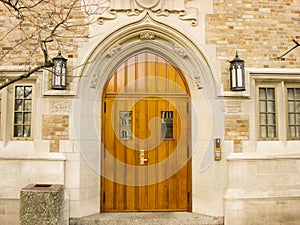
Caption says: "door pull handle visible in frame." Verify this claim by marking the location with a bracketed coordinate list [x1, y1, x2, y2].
[139, 149, 148, 165]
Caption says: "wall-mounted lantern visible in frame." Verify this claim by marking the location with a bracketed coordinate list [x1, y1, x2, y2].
[229, 51, 245, 91]
[52, 51, 67, 90]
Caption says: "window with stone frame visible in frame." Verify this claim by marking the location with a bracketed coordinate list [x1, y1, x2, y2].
[256, 79, 300, 141]
[13, 85, 33, 139]
[287, 87, 300, 139]
[258, 87, 277, 139]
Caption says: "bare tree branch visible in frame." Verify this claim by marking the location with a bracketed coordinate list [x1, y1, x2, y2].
[0, 63, 53, 90]
[0, 0, 107, 90]
[278, 39, 300, 59]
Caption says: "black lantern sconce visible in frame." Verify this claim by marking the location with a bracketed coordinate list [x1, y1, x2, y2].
[229, 51, 245, 91]
[52, 51, 67, 90]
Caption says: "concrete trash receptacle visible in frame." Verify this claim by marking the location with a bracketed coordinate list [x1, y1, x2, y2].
[20, 184, 64, 225]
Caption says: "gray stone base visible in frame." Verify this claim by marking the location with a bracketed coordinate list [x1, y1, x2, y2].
[20, 184, 64, 225]
[70, 212, 224, 225]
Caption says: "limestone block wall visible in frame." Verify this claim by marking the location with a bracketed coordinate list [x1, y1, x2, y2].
[0, 154, 65, 225]
[224, 153, 300, 225]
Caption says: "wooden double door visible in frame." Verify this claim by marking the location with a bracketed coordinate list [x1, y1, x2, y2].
[101, 51, 191, 212]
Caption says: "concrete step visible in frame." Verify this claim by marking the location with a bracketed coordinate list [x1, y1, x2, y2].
[69, 212, 224, 225]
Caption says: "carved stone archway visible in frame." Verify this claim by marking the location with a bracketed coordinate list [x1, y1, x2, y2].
[73, 12, 224, 212]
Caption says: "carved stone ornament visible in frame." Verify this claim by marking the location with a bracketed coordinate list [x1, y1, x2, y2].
[193, 75, 203, 89]
[90, 74, 99, 89]
[49, 99, 72, 114]
[173, 44, 187, 58]
[140, 32, 155, 40]
[225, 101, 242, 114]
[95, 0, 198, 26]
[136, 0, 160, 9]
[107, 44, 121, 58]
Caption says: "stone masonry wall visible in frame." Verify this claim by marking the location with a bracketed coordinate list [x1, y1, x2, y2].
[225, 155, 300, 224]
[225, 115, 249, 152]
[0, 1, 88, 66]
[42, 115, 69, 152]
[207, 0, 300, 152]
[206, 0, 300, 91]
[0, 0, 89, 89]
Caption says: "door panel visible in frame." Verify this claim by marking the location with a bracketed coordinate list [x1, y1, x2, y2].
[102, 97, 190, 211]
[101, 51, 191, 212]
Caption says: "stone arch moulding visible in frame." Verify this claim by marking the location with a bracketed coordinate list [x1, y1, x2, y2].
[73, 13, 224, 175]
[82, 14, 220, 95]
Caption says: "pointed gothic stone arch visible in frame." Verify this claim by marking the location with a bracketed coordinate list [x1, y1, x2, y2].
[73, 14, 224, 210]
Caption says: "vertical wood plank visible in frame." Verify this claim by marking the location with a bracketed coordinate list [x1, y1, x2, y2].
[157, 58, 167, 93]
[116, 66, 125, 93]
[176, 70, 187, 93]
[103, 98, 116, 211]
[147, 99, 157, 210]
[125, 98, 136, 210]
[177, 99, 188, 210]
[168, 100, 178, 210]
[157, 100, 169, 209]
[136, 99, 148, 210]
[115, 99, 126, 210]
[106, 73, 115, 93]
[127, 57, 136, 93]
[167, 65, 176, 93]
[147, 53, 156, 93]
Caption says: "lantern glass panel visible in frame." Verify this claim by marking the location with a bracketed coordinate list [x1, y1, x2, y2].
[52, 53, 67, 90]
[230, 53, 245, 91]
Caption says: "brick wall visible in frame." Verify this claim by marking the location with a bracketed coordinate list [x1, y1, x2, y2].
[207, 0, 300, 151]
[42, 115, 69, 152]
[206, 0, 300, 91]
[225, 115, 249, 152]
[0, 0, 88, 86]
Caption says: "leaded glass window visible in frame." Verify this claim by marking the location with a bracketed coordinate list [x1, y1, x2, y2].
[287, 88, 300, 139]
[161, 111, 173, 139]
[259, 87, 276, 139]
[13, 85, 32, 138]
[120, 111, 132, 140]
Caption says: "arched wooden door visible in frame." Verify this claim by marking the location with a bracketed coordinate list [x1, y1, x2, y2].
[101, 51, 191, 212]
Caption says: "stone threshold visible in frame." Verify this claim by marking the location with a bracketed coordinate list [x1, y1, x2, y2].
[70, 212, 224, 225]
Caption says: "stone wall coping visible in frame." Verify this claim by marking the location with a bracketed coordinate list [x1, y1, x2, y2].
[247, 68, 300, 75]
[0, 152, 66, 161]
[224, 187, 300, 200]
[227, 152, 300, 161]
[21, 184, 64, 192]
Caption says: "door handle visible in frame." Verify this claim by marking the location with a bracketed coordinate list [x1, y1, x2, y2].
[139, 149, 148, 165]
